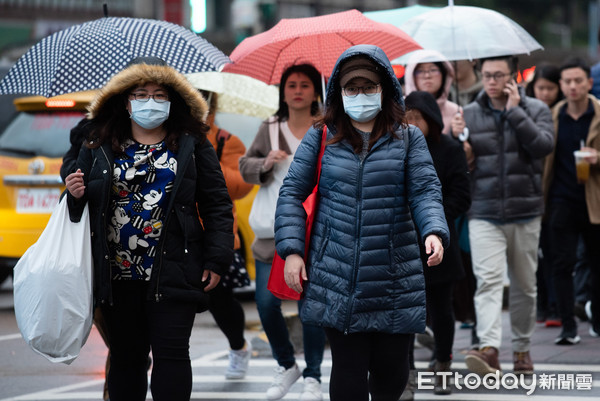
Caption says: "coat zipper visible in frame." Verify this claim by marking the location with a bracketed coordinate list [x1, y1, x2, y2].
[497, 115, 506, 222]
[99, 146, 114, 306]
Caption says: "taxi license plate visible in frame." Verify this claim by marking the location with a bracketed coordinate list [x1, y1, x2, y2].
[16, 188, 61, 213]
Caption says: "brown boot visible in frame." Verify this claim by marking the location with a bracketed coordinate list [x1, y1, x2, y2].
[433, 360, 452, 395]
[465, 346, 501, 376]
[513, 351, 534, 375]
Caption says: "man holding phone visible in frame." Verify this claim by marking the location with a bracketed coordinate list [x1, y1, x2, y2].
[461, 55, 554, 376]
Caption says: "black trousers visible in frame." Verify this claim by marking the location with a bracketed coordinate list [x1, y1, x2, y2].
[547, 202, 600, 333]
[208, 282, 246, 350]
[100, 280, 197, 401]
[325, 327, 411, 401]
[426, 280, 456, 362]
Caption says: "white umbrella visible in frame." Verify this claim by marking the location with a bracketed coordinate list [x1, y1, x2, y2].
[396, 3, 543, 63]
[186, 71, 279, 119]
[363, 5, 439, 27]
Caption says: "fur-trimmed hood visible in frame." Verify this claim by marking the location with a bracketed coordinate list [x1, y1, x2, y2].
[87, 63, 208, 122]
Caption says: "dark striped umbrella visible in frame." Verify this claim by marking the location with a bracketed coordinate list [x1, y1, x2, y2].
[0, 17, 230, 98]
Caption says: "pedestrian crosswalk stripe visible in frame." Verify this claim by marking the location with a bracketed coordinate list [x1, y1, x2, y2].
[192, 354, 600, 373]
[2, 353, 599, 401]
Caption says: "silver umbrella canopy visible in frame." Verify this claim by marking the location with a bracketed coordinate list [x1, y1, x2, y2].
[397, 4, 543, 63]
[0, 17, 230, 98]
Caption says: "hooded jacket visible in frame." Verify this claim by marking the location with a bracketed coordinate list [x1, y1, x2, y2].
[274, 45, 449, 334]
[463, 86, 554, 221]
[67, 63, 234, 305]
[404, 49, 462, 135]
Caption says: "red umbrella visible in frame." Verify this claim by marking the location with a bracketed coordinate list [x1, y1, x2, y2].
[223, 9, 421, 85]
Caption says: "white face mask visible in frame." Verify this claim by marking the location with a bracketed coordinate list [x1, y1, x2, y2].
[342, 93, 382, 123]
[129, 99, 171, 129]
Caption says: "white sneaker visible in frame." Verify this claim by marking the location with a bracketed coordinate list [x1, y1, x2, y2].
[585, 300, 593, 321]
[300, 377, 323, 401]
[266, 364, 301, 400]
[225, 341, 252, 380]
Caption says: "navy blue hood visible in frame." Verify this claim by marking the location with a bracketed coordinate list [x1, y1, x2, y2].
[327, 44, 404, 108]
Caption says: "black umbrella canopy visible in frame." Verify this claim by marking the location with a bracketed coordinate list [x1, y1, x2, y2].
[0, 17, 230, 98]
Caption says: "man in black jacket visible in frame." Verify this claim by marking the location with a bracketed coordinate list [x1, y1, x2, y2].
[462, 55, 554, 377]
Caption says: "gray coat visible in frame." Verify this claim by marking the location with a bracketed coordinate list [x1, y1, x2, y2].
[463, 87, 554, 221]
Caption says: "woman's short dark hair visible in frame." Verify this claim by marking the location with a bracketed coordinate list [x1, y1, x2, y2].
[275, 63, 323, 121]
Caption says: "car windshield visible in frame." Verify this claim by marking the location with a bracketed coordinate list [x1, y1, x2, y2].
[0, 111, 83, 158]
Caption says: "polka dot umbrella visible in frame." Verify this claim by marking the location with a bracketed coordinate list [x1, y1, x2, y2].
[0, 17, 230, 98]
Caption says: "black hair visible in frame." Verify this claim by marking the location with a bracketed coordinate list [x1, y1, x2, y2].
[275, 63, 322, 121]
[525, 63, 564, 107]
[559, 57, 591, 78]
[480, 55, 519, 75]
[434, 62, 447, 99]
[88, 85, 208, 153]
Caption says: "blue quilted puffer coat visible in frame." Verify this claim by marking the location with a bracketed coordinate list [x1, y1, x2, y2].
[274, 45, 450, 335]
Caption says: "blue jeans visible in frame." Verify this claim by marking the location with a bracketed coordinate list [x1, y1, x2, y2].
[254, 259, 326, 380]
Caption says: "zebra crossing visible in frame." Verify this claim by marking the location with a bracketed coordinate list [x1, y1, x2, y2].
[3, 349, 599, 401]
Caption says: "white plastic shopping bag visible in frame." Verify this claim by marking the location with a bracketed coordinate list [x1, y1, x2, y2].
[248, 117, 292, 239]
[13, 196, 93, 364]
[248, 158, 291, 238]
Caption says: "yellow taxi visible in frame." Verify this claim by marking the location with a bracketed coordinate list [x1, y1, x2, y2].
[0, 91, 94, 283]
[0, 92, 258, 286]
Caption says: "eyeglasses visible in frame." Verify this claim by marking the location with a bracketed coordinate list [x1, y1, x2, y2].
[342, 83, 382, 98]
[482, 72, 512, 82]
[414, 68, 441, 77]
[129, 92, 169, 103]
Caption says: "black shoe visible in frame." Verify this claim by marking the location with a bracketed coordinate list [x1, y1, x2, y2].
[555, 328, 581, 345]
[574, 302, 588, 322]
[470, 326, 480, 349]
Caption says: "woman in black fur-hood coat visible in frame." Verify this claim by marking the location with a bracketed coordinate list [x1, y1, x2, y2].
[65, 61, 233, 401]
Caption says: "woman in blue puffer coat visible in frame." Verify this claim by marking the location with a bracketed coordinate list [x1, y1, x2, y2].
[274, 45, 450, 401]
